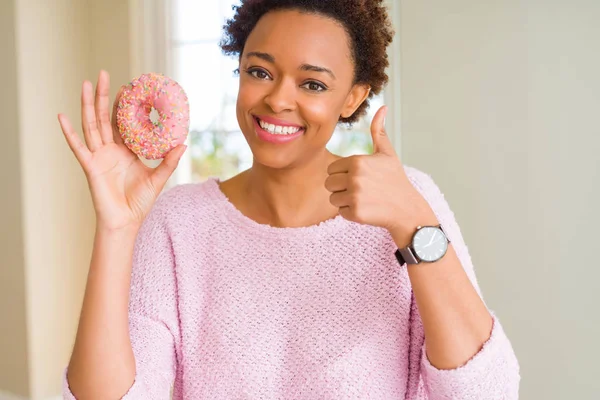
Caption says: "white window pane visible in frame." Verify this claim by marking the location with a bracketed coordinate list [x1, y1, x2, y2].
[220, 0, 240, 21]
[327, 94, 385, 157]
[172, 0, 227, 42]
[188, 130, 253, 181]
[172, 43, 239, 132]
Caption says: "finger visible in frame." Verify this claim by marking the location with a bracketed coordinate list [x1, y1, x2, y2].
[338, 206, 352, 220]
[58, 114, 91, 169]
[370, 105, 395, 156]
[329, 190, 352, 209]
[111, 85, 126, 145]
[81, 80, 103, 151]
[150, 145, 187, 192]
[95, 70, 114, 144]
[324, 172, 349, 193]
[327, 156, 352, 175]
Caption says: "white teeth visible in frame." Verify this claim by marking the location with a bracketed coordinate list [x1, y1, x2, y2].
[258, 118, 301, 135]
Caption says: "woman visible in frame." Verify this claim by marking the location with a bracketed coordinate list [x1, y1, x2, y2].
[58, 0, 520, 398]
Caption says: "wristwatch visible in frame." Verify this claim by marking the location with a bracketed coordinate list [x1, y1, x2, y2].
[395, 224, 450, 265]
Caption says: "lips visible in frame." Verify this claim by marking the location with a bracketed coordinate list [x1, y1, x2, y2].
[255, 114, 304, 129]
[252, 116, 305, 144]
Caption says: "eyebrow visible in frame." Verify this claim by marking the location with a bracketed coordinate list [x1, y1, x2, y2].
[300, 64, 336, 80]
[246, 51, 275, 63]
[245, 51, 336, 80]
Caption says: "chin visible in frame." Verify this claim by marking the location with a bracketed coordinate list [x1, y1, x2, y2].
[240, 129, 297, 171]
[249, 146, 300, 170]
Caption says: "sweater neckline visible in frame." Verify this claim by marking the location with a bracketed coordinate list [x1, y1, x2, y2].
[204, 177, 348, 239]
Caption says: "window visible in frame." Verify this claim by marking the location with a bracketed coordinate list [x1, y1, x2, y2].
[161, 0, 399, 184]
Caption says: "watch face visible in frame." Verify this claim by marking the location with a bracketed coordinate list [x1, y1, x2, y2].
[413, 226, 449, 262]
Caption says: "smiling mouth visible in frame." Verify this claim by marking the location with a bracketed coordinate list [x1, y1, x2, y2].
[254, 117, 304, 135]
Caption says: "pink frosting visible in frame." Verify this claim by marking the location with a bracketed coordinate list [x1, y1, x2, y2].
[117, 73, 190, 160]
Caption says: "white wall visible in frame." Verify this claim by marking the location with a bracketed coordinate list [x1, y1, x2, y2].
[0, 0, 30, 396]
[399, 1, 600, 399]
[15, 1, 95, 398]
[1, 0, 134, 398]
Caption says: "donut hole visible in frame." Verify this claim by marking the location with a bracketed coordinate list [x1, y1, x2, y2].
[149, 107, 160, 126]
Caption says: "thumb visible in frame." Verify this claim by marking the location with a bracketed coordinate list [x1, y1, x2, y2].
[370, 105, 394, 156]
[151, 144, 187, 191]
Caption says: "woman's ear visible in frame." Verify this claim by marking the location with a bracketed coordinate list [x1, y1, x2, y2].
[341, 84, 371, 118]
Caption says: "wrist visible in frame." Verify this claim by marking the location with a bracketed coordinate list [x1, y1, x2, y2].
[95, 221, 141, 238]
[389, 207, 439, 248]
[90, 222, 140, 275]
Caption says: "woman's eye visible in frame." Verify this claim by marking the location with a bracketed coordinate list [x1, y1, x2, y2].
[247, 69, 270, 80]
[302, 81, 327, 92]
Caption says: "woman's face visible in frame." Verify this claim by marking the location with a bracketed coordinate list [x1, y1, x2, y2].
[236, 9, 369, 170]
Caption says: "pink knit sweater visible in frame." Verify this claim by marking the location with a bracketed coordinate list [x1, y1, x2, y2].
[63, 166, 520, 399]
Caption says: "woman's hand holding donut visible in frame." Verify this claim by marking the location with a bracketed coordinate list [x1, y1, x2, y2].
[58, 70, 187, 232]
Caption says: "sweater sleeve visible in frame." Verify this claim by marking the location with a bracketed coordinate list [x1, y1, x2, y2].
[404, 168, 521, 400]
[63, 192, 180, 400]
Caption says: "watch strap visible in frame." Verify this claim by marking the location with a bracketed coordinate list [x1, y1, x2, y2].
[395, 247, 419, 265]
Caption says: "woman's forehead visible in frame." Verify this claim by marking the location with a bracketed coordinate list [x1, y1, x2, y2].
[243, 9, 353, 70]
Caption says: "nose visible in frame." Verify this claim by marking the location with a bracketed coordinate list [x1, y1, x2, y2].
[264, 77, 297, 114]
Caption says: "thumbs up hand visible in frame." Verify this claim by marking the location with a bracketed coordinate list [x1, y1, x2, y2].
[325, 106, 436, 236]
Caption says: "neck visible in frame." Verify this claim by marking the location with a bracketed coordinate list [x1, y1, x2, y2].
[241, 150, 341, 228]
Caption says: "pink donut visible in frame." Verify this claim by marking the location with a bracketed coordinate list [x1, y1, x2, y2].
[116, 73, 190, 160]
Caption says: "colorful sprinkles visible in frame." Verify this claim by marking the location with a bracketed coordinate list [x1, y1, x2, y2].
[116, 73, 190, 160]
